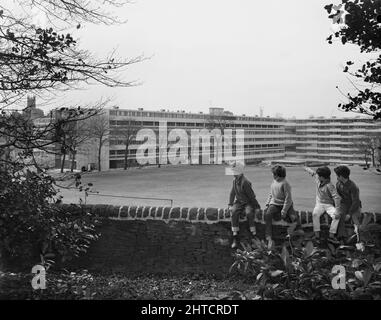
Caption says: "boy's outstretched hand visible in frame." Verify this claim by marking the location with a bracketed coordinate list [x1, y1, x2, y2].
[304, 167, 315, 176]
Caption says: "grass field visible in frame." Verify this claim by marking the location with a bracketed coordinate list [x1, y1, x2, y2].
[58, 165, 381, 212]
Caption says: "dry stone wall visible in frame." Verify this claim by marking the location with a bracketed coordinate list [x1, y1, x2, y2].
[63, 204, 381, 275]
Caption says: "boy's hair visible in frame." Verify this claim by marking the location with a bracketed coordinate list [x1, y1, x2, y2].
[334, 165, 350, 179]
[271, 165, 286, 178]
[316, 166, 331, 179]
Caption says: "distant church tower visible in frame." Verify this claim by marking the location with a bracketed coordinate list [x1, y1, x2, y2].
[24, 96, 44, 120]
[27, 95, 36, 109]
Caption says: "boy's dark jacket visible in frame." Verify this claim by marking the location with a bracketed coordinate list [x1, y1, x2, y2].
[336, 179, 362, 215]
[229, 174, 261, 209]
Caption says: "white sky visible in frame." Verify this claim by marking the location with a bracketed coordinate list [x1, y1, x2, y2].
[49, 0, 369, 118]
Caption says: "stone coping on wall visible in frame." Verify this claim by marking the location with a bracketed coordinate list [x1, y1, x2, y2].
[60, 203, 381, 228]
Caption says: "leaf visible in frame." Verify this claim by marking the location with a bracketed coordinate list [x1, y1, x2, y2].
[328, 243, 336, 255]
[374, 263, 381, 272]
[281, 246, 290, 268]
[256, 273, 263, 281]
[355, 271, 363, 282]
[352, 259, 362, 268]
[270, 270, 284, 277]
[324, 4, 333, 14]
[229, 261, 239, 273]
[304, 241, 314, 257]
[363, 269, 373, 287]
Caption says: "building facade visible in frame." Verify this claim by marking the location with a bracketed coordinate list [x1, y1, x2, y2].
[285, 116, 381, 165]
[16, 100, 381, 171]
[107, 107, 286, 170]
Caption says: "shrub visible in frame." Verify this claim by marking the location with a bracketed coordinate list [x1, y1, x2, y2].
[0, 169, 100, 268]
[230, 234, 381, 300]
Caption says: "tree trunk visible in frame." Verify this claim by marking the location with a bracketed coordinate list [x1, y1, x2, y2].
[98, 140, 102, 172]
[371, 149, 375, 167]
[124, 143, 129, 170]
[31, 153, 43, 173]
[70, 151, 76, 172]
[61, 153, 66, 173]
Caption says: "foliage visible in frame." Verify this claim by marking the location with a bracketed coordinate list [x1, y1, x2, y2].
[0, 168, 100, 265]
[230, 231, 381, 300]
[0, 0, 139, 281]
[0, 271, 250, 300]
[325, 0, 381, 119]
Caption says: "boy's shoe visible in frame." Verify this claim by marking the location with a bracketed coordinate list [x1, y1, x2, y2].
[250, 232, 259, 241]
[231, 236, 240, 249]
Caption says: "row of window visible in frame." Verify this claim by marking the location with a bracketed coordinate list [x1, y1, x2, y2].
[296, 149, 365, 155]
[246, 137, 285, 142]
[109, 120, 284, 129]
[293, 125, 378, 130]
[109, 143, 283, 155]
[244, 144, 282, 149]
[295, 137, 370, 142]
[295, 143, 360, 149]
[109, 110, 284, 122]
[301, 155, 366, 161]
[293, 119, 375, 124]
[246, 150, 284, 156]
[295, 132, 370, 136]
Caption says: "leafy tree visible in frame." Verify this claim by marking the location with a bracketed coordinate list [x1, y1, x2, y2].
[0, 1, 141, 266]
[325, 0, 381, 119]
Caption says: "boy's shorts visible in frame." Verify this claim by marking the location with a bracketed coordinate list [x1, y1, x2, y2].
[265, 204, 297, 223]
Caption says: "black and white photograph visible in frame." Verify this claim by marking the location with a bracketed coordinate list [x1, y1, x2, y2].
[0, 0, 381, 307]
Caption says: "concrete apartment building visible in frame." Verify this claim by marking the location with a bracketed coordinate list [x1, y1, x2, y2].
[285, 116, 381, 165]
[4, 98, 380, 171]
[107, 107, 286, 170]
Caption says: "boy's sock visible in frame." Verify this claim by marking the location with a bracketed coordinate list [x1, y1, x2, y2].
[231, 234, 240, 249]
[267, 238, 273, 249]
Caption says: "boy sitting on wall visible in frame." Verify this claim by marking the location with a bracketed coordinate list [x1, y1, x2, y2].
[227, 161, 261, 249]
[264, 165, 298, 249]
[304, 166, 342, 245]
[334, 165, 371, 243]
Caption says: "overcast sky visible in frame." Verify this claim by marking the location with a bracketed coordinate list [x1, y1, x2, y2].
[50, 0, 369, 118]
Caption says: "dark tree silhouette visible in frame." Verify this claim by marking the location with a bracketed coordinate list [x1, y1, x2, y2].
[0, 1, 142, 108]
[113, 119, 142, 170]
[0, 1, 142, 263]
[325, 0, 381, 119]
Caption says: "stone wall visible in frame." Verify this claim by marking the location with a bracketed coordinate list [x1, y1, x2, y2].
[63, 204, 381, 276]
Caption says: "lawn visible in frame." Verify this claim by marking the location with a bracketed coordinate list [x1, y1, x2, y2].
[58, 165, 381, 212]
